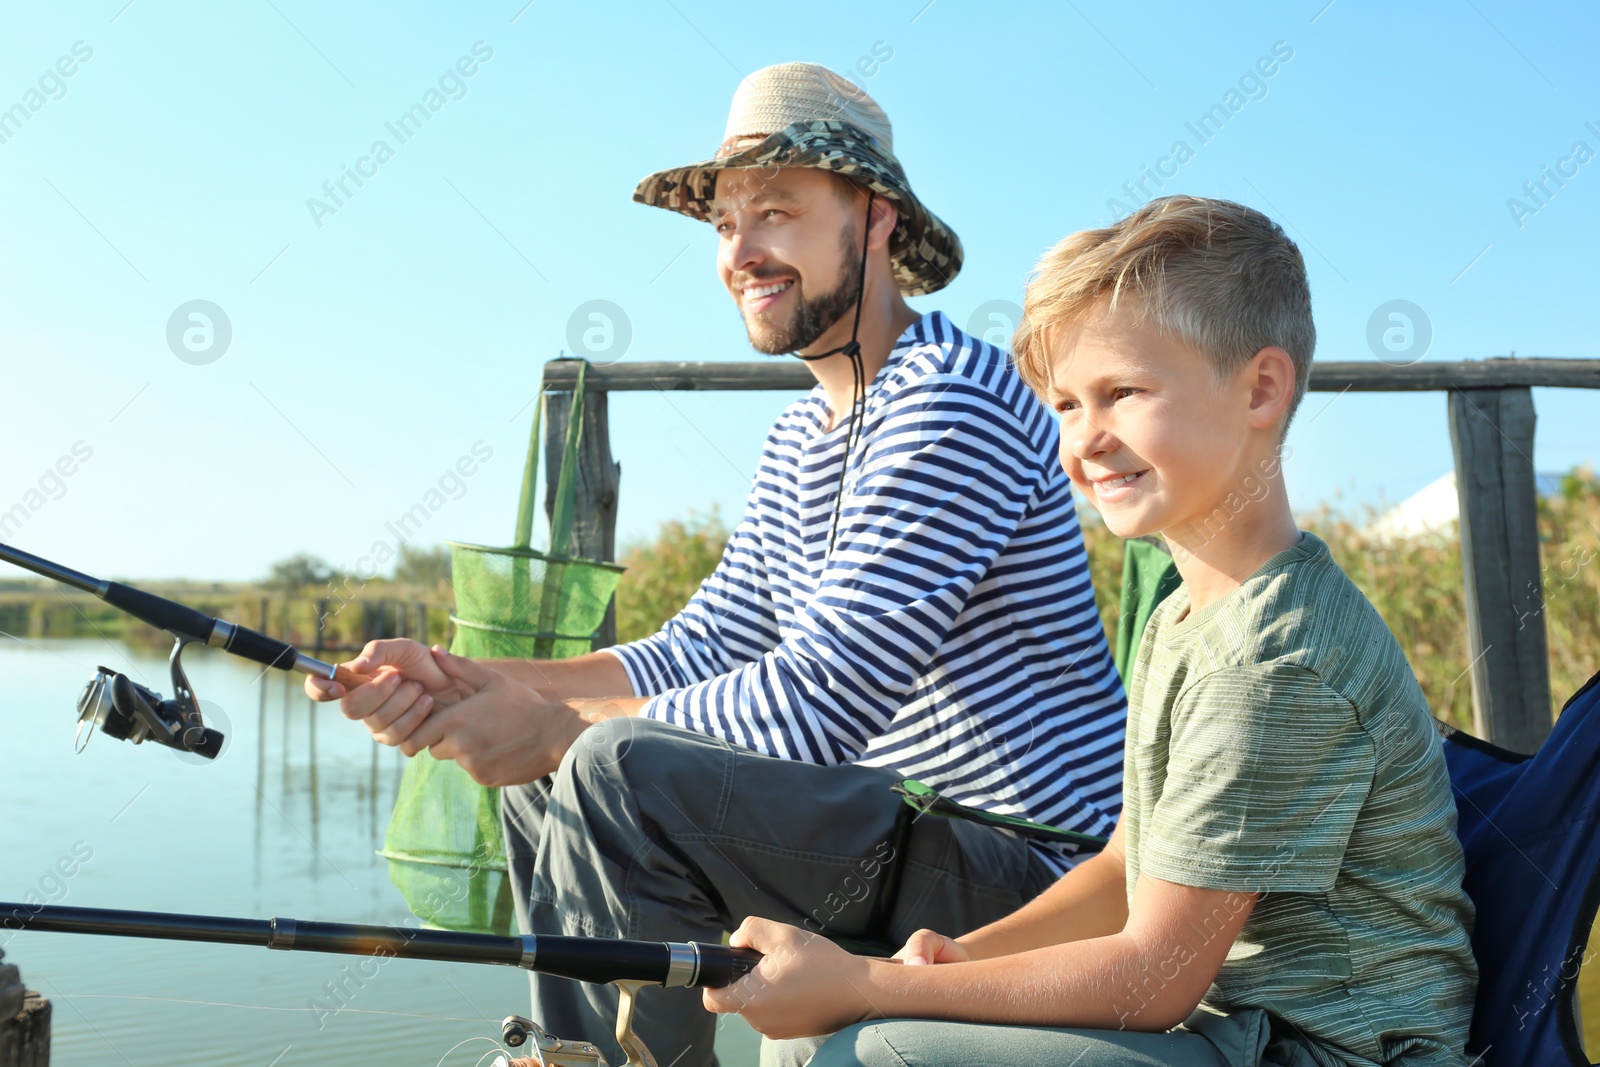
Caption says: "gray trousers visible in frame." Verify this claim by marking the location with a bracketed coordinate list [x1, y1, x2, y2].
[502, 716, 1059, 1067]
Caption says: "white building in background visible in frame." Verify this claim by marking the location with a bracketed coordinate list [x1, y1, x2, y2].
[1361, 471, 1566, 543]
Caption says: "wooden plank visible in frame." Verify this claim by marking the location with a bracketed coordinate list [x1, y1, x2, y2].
[541, 357, 1600, 393]
[1448, 387, 1553, 754]
[1312, 359, 1600, 392]
[543, 359, 814, 392]
[543, 375, 622, 649]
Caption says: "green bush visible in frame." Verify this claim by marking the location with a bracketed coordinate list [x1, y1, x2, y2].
[1077, 464, 1600, 729]
[614, 510, 730, 644]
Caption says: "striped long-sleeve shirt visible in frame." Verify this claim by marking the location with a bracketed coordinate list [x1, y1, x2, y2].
[606, 311, 1127, 871]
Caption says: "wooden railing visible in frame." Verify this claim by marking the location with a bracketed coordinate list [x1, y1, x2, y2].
[539, 356, 1600, 756]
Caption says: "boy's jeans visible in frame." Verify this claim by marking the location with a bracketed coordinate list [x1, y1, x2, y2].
[764, 1008, 1322, 1067]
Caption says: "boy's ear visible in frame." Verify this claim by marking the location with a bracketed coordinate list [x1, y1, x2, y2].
[1245, 346, 1296, 430]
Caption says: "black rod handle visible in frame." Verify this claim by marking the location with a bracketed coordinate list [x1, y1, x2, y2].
[532, 935, 670, 985]
[217, 623, 299, 671]
[101, 583, 215, 643]
[530, 936, 760, 988]
[696, 942, 762, 988]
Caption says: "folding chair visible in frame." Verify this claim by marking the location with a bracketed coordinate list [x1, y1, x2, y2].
[1442, 669, 1600, 1064]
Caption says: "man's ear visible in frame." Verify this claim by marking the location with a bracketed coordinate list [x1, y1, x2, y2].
[867, 193, 898, 251]
[1246, 346, 1296, 430]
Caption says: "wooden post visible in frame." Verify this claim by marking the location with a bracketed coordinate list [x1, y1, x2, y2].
[544, 359, 622, 649]
[1448, 386, 1552, 754]
[0, 949, 50, 1067]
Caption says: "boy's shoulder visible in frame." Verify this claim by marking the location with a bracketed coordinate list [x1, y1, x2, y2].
[1143, 532, 1428, 727]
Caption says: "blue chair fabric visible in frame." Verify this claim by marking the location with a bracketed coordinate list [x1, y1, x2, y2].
[1442, 668, 1600, 1065]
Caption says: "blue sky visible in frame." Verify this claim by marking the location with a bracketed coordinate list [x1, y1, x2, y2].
[1, 0, 1595, 581]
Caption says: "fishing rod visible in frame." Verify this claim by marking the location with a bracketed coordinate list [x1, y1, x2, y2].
[4, 902, 761, 1066]
[0, 541, 363, 762]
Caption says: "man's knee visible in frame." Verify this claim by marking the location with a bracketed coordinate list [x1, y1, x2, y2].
[561, 715, 651, 790]
[556, 716, 736, 841]
[562, 716, 715, 792]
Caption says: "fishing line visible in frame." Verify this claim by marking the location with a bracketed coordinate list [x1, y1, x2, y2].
[427, 1037, 517, 1067]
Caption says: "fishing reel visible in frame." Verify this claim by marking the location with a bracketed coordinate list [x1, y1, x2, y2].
[499, 1015, 608, 1066]
[74, 637, 225, 761]
[499, 978, 660, 1066]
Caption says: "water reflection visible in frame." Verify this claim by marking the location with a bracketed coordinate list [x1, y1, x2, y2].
[2, 638, 527, 1067]
[244, 668, 408, 888]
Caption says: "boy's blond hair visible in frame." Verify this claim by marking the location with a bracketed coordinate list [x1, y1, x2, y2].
[1012, 195, 1316, 431]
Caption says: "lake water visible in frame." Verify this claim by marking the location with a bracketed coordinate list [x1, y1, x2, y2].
[0, 638, 761, 1066]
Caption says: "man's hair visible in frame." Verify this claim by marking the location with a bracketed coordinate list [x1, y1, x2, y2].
[830, 172, 870, 209]
[1012, 195, 1316, 431]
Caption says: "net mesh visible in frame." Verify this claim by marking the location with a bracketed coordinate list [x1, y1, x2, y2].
[378, 543, 622, 934]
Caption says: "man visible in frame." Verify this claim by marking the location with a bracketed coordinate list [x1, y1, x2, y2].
[309, 62, 1126, 1067]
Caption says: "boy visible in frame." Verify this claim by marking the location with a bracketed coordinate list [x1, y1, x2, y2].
[702, 196, 1478, 1066]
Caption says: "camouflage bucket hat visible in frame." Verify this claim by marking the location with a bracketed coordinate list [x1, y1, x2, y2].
[633, 62, 963, 297]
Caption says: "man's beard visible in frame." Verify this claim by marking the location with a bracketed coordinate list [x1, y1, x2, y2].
[739, 223, 863, 356]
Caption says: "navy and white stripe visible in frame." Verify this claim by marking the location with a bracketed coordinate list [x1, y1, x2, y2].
[607, 311, 1127, 872]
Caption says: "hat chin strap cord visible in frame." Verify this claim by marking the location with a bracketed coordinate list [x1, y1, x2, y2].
[795, 188, 875, 557]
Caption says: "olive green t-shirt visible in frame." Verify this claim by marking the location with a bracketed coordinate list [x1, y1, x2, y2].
[1122, 532, 1477, 1066]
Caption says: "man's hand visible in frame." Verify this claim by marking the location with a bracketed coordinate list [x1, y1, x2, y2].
[303, 639, 481, 749]
[400, 647, 588, 787]
[304, 638, 464, 702]
[892, 928, 972, 967]
[702, 917, 878, 1039]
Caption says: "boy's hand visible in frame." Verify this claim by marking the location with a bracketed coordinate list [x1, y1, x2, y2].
[398, 647, 587, 787]
[702, 917, 877, 1038]
[893, 928, 971, 966]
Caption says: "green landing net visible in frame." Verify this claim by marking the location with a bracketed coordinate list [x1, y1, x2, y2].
[378, 361, 623, 935]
